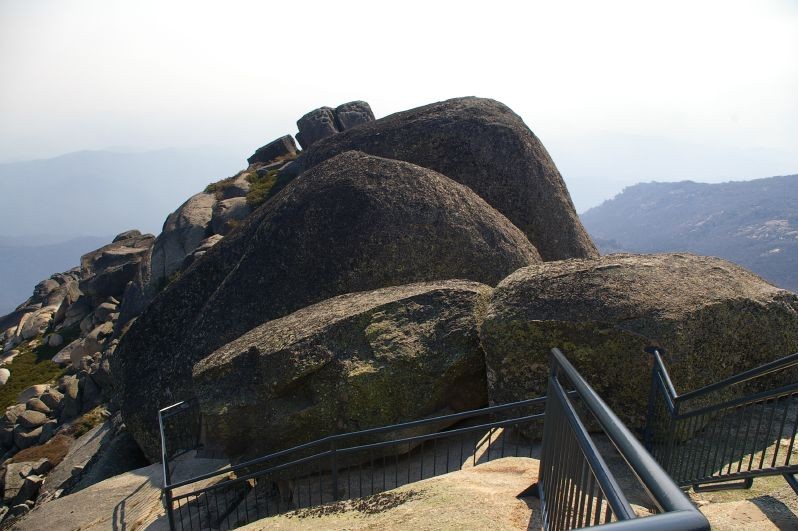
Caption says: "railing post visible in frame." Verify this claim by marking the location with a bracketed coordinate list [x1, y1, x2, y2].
[331, 439, 339, 501]
[163, 487, 176, 531]
[664, 401, 680, 475]
[644, 355, 659, 450]
[159, 407, 176, 530]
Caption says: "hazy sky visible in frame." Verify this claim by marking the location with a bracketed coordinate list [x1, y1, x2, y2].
[1, 0, 797, 211]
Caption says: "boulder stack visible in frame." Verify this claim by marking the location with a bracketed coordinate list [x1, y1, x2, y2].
[480, 253, 798, 430]
[193, 280, 492, 460]
[113, 150, 539, 458]
[295, 101, 375, 149]
[293, 97, 597, 261]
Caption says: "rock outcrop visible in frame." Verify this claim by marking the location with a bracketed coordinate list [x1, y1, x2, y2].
[78, 231, 154, 299]
[295, 101, 375, 149]
[480, 253, 798, 430]
[193, 280, 492, 460]
[292, 97, 597, 261]
[113, 150, 540, 458]
[246, 135, 297, 165]
[210, 197, 250, 236]
[149, 192, 216, 283]
[119, 193, 216, 321]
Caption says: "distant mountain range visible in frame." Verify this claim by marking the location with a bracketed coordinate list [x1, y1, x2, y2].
[581, 174, 798, 292]
[0, 147, 246, 313]
[0, 236, 110, 314]
[0, 147, 244, 239]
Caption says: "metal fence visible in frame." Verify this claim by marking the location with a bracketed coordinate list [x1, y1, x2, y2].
[159, 348, 708, 530]
[160, 397, 546, 530]
[644, 348, 798, 491]
[158, 399, 202, 463]
[539, 348, 708, 530]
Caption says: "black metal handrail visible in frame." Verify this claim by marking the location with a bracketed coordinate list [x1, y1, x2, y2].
[540, 348, 708, 530]
[160, 396, 546, 530]
[159, 348, 708, 531]
[644, 347, 798, 490]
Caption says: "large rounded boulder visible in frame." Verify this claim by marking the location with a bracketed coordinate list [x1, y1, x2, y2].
[293, 97, 597, 261]
[193, 280, 492, 460]
[480, 253, 798, 430]
[113, 150, 540, 458]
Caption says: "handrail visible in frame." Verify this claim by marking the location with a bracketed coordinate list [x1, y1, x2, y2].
[644, 346, 798, 490]
[163, 394, 546, 529]
[648, 347, 798, 403]
[158, 400, 176, 530]
[161, 395, 546, 490]
[551, 348, 706, 525]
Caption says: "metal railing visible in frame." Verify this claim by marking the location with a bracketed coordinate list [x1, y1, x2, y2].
[159, 399, 202, 463]
[644, 347, 798, 490]
[159, 348, 708, 530]
[160, 397, 546, 530]
[539, 348, 708, 530]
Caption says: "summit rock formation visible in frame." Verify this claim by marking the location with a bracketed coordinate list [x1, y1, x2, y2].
[291, 97, 598, 261]
[113, 149, 540, 458]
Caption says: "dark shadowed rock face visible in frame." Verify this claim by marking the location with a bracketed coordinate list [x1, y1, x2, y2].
[246, 135, 297, 165]
[113, 150, 540, 459]
[192, 281, 492, 460]
[334, 101, 375, 130]
[480, 253, 798, 432]
[78, 232, 155, 299]
[295, 107, 338, 149]
[293, 97, 597, 261]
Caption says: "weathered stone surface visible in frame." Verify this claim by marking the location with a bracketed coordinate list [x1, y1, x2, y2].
[210, 197, 251, 236]
[294, 97, 597, 261]
[113, 229, 142, 242]
[480, 253, 798, 430]
[79, 248, 150, 298]
[80, 232, 154, 275]
[16, 384, 49, 404]
[14, 425, 43, 449]
[25, 397, 51, 415]
[18, 305, 57, 340]
[40, 388, 64, 411]
[193, 280, 492, 459]
[66, 332, 105, 369]
[295, 107, 338, 149]
[46, 332, 63, 347]
[3, 462, 33, 504]
[59, 296, 92, 330]
[245, 457, 542, 531]
[78, 233, 154, 299]
[3, 404, 25, 426]
[18, 454, 228, 530]
[60, 377, 81, 421]
[150, 192, 216, 284]
[0, 368, 9, 386]
[119, 193, 216, 324]
[17, 410, 48, 429]
[114, 151, 540, 459]
[334, 100, 375, 130]
[39, 420, 58, 444]
[247, 135, 298, 165]
[52, 339, 80, 366]
[219, 172, 251, 199]
[15, 474, 43, 504]
[80, 376, 102, 412]
[94, 302, 118, 323]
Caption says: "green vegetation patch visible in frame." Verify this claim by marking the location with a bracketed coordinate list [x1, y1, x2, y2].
[0, 327, 79, 411]
[67, 406, 108, 437]
[246, 169, 297, 208]
[204, 174, 238, 198]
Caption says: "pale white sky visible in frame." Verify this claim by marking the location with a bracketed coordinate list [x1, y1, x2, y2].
[1, 0, 797, 210]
